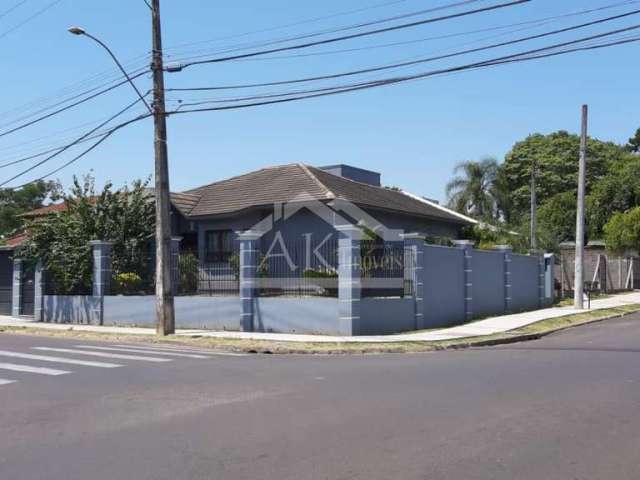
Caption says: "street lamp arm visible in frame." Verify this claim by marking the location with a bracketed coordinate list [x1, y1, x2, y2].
[70, 28, 153, 114]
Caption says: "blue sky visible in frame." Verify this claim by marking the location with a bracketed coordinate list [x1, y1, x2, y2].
[0, 0, 638, 202]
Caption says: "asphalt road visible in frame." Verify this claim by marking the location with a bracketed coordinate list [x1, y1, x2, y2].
[1, 314, 640, 480]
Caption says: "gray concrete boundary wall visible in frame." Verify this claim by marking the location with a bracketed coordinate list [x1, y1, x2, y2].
[510, 254, 540, 311]
[43, 296, 102, 325]
[358, 297, 415, 335]
[422, 245, 466, 328]
[102, 296, 242, 330]
[471, 250, 505, 318]
[254, 297, 340, 335]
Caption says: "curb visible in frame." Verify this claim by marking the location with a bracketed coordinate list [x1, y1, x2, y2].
[439, 309, 635, 351]
[1, 308, 638, 355]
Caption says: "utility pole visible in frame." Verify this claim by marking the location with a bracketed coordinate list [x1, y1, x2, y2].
[151, 0, 175, 335]
[574, 104, 588, 309]
[530, 160, 537, 251]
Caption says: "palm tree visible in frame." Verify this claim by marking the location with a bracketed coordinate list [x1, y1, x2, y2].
[445, 157, 499, 220]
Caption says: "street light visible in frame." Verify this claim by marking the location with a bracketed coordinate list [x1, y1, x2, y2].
[67, 26, 152, 114]
[68, 22, 176, 335]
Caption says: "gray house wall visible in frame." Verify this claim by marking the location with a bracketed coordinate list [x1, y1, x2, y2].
[510, 254, 540, 311]
[358, 297, 415, 335]
[178, 203, 465, 260]
[102, 296, 241, 330]
[38, 232, 553, 335]
[470, 250, 505, 318]
[422, 245, 466, 328]
[317, 164, 381, 186]
[43, 295, 101, 324]
[254, 297, 340, 335]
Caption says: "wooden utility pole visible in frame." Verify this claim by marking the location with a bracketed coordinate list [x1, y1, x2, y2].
[151, 0, 175, 335]
[530, 161, 537, 251]
[574, 105, 588, 309]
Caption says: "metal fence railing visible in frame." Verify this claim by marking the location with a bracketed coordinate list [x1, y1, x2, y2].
[258, 238, 339, 297]
[97, 238, 417, 298]
[110, 248, 155, 296]
[177, 252, 239, 296]
[361, 240, 413, 298]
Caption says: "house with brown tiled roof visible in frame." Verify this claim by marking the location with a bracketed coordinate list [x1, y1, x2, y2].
[169, 163, 475, 261]
[4, 163, 475, 259]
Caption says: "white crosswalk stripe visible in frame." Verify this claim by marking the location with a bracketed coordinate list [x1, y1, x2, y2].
[0, 362, 70, 376]
[74, 345, 211, 359]
[0, 350, 122, 368]
[111, 344, 247, 356]
[32, 347, 172, 363]
[0, 378, 16, 386]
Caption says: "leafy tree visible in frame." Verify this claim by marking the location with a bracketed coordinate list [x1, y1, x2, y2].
[498, 131, 625, 224]
[0, 181, 60, 240]
[603, 207, 640, 255]
[460, 224, 528, 253]
[625, 127, 640, 153]
[536, 191, 578, 252]
[18, 175, 154, 294]
[446, 157, 500, 220]
[587, 155, 640, 235]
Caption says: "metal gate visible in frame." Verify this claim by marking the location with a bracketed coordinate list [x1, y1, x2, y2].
[0, 251, 13, 315]
[19, 263, 35, 316]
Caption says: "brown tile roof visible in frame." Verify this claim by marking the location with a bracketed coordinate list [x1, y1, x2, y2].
[3, 233, 28, 248]
[16, 164, 472, 226]
[167, 192, 201, 216]
[19, 203, 68, 218]
[184, 164, 332, 217]
[19, 193, 201, 218]
[182, 163, 472, 224]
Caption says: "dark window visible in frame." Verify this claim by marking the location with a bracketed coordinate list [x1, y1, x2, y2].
[205, 230, 233, 262]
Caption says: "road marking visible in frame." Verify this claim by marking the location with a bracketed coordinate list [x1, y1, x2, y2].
[0, 362, 70, 376]
[0, 350, 122, 368]
[111, 344, 247, 356]
[32, 348, 172, 363]
[74, 345, 211, 359]
[0, 378, 16, 386]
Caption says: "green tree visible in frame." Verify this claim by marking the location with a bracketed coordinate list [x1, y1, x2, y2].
[536, 191, 578, 252]
[18, 175, 154, 294]
[603, 207, 640, 255]
[0, 181, 60, 240]
[625, 127, 640, 153]
[498, 131, 625, 224]
[446, 157, 500, 220]
[460, 224, 528, 253]
[587, 155, 640, 236]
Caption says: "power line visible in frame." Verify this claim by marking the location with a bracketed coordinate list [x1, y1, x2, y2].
[168, 27, 640, 114]
[168, 0, 530, 71]
[165, 0, 485, 60]
[0, 108, 150, 168]
[190, 0, 640, 64]
[8, 29, 639, 187]
[0, 0, 64, 41]
[163, 0, 416, 52]
[0, 0, 29, 20]
[168, 8, 640, 92]
[13, 127, 118, 189]
[0, 58, 149, 123]
[0, 70, 148, 140]
[0, 97, 149, 187]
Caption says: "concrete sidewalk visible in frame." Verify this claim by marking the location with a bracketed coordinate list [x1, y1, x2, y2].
[1, 292, 639, 343]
